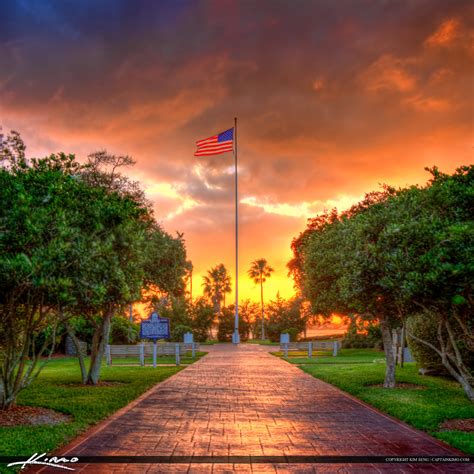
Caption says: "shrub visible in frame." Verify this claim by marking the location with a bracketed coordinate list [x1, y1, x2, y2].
[406, 313, 442, 370]
[342, 319, 382, 349]
[109, 316, 140, 344]
[406, 312, 474, 375]
[281, 327, 299, 342]
[217, 307, 250, 342]
[189, 297, 215, 342]
[265, 295, 307, 342]
[171, 324, 193, 342]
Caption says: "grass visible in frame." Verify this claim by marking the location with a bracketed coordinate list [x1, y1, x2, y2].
[277, 348, 474, 454]
[108, 351, 207, 365]
[246, 339, 279, 346]
[273, 348, 384, 364]
[0, 353, 206, 463]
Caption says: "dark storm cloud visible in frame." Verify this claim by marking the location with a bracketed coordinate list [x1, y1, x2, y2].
[1, 0, 472, 299]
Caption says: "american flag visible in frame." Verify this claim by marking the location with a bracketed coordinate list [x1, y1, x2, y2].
[194, 128, 234, 156]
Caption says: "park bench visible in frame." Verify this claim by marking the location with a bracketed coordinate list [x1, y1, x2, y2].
[279, 340, 340, 357]
[105, 342, 200, 366]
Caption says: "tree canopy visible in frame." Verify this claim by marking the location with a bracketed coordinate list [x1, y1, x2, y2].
[0, 131, 187, 407]
[289, 166, 473, 399]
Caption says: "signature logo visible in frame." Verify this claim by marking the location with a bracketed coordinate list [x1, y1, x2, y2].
[7, 452, 79, 471]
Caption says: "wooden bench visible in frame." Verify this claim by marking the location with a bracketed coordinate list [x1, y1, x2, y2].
[279, 340, 340, 357]
[105, 342, 200, 366]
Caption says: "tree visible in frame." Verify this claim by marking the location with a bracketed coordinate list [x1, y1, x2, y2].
[189, 297, 215, 342]
[109, 316, 140, 344]
[247, 258, 274, 339]
[291, 166, 474, 398]
[184, 261, 194, 302]
[68, 156, 186, 385]
[202, 264, 231, 315]
[218, 305, 251, 342]
[152, 296, 192, 341]
[0, 131, 188, 406]
[239, 299, 260, 339]
[376, 167, 473, 399]
[295, 188, 404, 388]
[0, 134, 90, 406]
[265, 294, 308, 342]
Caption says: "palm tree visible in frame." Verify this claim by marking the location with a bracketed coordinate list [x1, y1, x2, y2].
[248, 258, 274, 340]
[202, 263, 231, 316]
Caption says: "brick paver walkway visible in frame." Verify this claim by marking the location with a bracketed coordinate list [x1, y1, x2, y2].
[37, 344, 470, 473]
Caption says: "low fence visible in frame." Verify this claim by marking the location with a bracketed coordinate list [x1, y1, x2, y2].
[105, 342, 200, 367]
[279, 340, 340, 358]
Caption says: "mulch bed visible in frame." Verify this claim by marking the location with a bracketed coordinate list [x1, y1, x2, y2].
[366, 382, 426, 390]
[440, 418, 474, 432]
[0, 406, 72, 427]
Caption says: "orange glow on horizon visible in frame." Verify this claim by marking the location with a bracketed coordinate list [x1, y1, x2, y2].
[1, 4, 471, 308]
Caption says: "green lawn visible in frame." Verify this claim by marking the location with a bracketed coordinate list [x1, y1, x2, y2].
[277, 348, 474, 454]
[0, 353, 206, 461]
[246, 339, 279, 346]
[108, 351, 207, 365]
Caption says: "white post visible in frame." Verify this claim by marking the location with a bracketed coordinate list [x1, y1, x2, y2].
[192, 342, 196, 359]
[333, 341, 338, 357]
[140, 343, 145, 366]
[308, 342, 313, 359]
[284, 343, 288, 358]
[175, 344, 181, 366]
[153, 340, 157, 368]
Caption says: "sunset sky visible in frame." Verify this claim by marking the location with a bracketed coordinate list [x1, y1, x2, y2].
[1, 1, 472, 305]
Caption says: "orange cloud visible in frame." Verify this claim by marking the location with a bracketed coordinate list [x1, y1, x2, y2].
[1, 0, 472, 306]
[361, 54, 416, 93]
[403, 94, 452, 113]
[424, 18, 461, 48]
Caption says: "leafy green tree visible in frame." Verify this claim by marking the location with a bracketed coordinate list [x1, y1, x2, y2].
[265, 294, 307, 342]
[0, 134, 90, 407]
[189, 297, 215, 342]
[65, 153, 186, 385]
[342, 317, 382, 349]
[377, 167, 473, 398]
[109, 316, 140, 344]
[218, 305, 250, 342]
[291, 166, 473, 397]
[152, 296, 192, 340]
[247, 258, 274, 339]
[0, 131, 188, 405]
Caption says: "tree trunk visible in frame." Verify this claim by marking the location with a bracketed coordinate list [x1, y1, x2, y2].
[0, 360, 16, 411]
[86, 308, 113, 385]
[380, 317, 396, 388]
[442, 358, 474, 401]
[407, 325, 474, 402]
[260, 278, 265, 340]
[65, 323, 88, 384]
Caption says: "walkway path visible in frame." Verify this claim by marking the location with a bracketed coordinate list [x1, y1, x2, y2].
[41, 344, 469, 473]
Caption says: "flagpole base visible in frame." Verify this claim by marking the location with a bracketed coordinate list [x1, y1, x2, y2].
[232, 331, 240, 344]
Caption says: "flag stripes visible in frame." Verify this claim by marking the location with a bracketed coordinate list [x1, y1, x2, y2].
[194, 128, 234, 156]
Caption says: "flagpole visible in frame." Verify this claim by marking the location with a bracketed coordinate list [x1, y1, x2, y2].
[232, 117, 240, 344]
